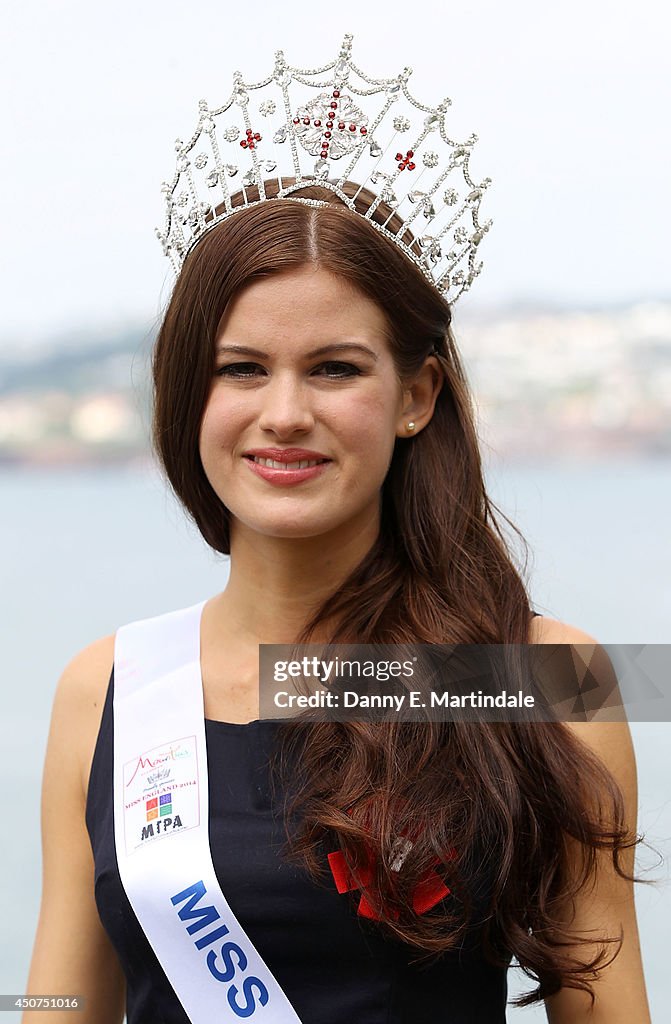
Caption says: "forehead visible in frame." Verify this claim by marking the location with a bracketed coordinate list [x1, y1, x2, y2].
[217, 265, 391, 344]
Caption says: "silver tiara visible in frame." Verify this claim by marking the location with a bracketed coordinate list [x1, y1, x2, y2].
[156, 34, 493, 304]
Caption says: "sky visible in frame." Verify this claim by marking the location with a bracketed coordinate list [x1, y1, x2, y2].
[1, 0, 670, 344]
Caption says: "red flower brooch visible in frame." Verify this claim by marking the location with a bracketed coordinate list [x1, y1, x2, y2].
[327, 832, 456, 921]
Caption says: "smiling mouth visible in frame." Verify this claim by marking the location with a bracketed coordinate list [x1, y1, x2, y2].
[246, 456, 330, 470]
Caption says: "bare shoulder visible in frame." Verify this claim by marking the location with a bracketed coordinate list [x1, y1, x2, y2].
[58, 633, 116, 701]
[528, 614, 598, 645]
[528, 616, 634, 771]
[51, 633, 116, 799]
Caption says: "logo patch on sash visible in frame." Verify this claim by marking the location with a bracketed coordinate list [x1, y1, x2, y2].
[122, 734, 200, 855]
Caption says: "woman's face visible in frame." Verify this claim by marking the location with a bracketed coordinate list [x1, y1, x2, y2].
[199, 264, 413, 546]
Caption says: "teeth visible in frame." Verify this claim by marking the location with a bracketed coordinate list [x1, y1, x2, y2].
[251, 456, 324, 470]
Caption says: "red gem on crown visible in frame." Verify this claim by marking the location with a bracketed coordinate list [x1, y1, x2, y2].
[395, 150, 415, 171]
[240, 128, 262, 150]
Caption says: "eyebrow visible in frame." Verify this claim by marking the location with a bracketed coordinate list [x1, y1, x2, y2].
[215, 341, 379, 361]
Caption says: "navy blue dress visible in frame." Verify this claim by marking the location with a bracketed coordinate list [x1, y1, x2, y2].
[86, 666, 519, 1023]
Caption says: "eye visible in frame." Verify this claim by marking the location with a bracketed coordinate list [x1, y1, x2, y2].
[315, 361, 362, 378]
[215, 362, 265, 378]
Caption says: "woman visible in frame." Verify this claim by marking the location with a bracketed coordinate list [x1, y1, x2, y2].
[24, 45, 651, 1023]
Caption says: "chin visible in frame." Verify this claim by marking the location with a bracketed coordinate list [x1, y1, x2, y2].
[249, 519, 338, 540]
[227, 493, 379, 544]
[231, 506, 354, 542]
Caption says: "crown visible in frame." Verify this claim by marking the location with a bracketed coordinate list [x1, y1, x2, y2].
[156, 34, 493, 304]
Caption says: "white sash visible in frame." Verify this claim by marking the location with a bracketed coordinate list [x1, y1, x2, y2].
[113, 601, 303, 1023]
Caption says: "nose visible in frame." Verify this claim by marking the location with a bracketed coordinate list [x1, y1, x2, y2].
[257, 372, 316, 438]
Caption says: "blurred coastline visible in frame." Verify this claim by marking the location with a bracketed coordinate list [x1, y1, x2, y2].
[2, 298, 670, 466]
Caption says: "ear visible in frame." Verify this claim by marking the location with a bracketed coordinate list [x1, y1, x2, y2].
[395, 355, 445, 438]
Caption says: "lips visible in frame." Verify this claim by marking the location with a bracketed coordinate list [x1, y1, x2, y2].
[243, 447, 331, 463]
[251, 456, 326, 470]
[243, 452, 331, 486]
[243, 447, 332, 470]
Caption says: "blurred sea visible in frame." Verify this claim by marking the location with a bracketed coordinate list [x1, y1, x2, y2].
[1, 458, 669, 1021]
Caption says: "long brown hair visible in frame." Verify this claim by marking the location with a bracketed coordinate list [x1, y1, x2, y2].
[152, 179, 645, 1007]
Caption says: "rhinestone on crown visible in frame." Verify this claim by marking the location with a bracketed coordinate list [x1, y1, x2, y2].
[156, 34, 493, 303]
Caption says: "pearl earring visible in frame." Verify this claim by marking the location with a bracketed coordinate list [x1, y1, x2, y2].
[406, 421, 416, 432]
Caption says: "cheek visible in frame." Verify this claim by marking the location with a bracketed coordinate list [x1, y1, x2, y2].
[331, 389, 400, 466]
[349, 388, 401, 435]
[198, 392, 246, 454]
[198, 403, 218, 463]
